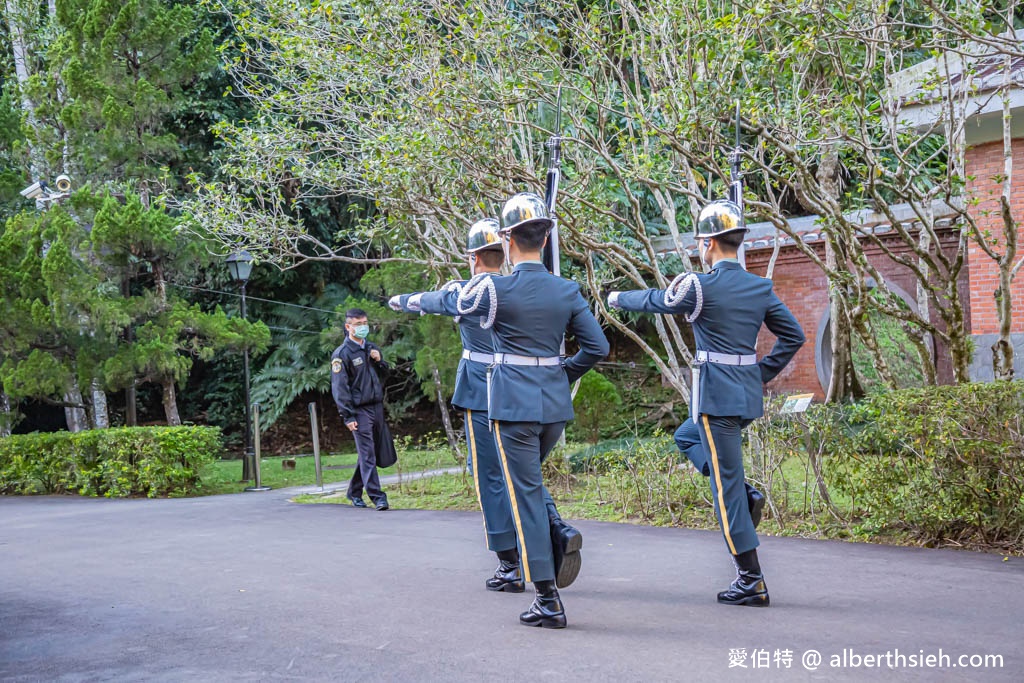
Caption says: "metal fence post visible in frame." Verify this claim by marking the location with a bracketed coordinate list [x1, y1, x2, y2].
[245, 403, 271, 492]
[309, 402, 323, 490]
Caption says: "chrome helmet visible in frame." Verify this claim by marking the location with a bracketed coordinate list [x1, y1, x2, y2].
[695, 200, 747, 239]
[500, 192, 553, 233]
[466, 218, 503, 253]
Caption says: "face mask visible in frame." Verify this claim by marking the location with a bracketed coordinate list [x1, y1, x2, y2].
[353, 324, 369, 339]
[699, 238, 710, 269]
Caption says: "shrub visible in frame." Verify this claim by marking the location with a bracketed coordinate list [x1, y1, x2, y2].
[0, 426, 223, 498]
[570, 370, 623, 443]
[825, 381, 1024, 551]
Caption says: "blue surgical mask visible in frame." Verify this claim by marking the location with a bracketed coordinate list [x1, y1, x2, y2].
[353, 324, 369, 339]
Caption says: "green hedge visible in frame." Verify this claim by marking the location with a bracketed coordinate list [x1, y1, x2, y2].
[821, 381, 1024, 550]
[0, 426, 223, 498]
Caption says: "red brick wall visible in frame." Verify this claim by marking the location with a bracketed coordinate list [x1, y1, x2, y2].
[743, 230, 967, 398]
[965, 139, 1024, 335]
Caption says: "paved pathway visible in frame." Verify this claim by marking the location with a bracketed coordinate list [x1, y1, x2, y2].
[1, 488, 1020, 681]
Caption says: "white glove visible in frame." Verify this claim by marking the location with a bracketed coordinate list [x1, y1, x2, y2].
[407, 293, 423, 312]
[387, 295, 403, 312]
[607, 292, 622, 310]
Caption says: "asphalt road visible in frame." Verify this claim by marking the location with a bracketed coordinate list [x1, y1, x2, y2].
[1, 486, 1020, 682]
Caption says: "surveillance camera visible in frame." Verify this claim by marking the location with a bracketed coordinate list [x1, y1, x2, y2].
[19, 180, 46, 200]
[54, 174, 72, 193]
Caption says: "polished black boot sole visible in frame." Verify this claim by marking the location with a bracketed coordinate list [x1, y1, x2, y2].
[717, 593, 770, 607]
[554, 530, 583, 588]
[519, 613, 568, 628]
[486, 579, 525, 593]
[748, 494, 765, 529]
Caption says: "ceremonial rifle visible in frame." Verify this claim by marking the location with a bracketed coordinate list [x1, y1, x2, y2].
[542, 86, 563, 276]
[726, 100, 747, 268]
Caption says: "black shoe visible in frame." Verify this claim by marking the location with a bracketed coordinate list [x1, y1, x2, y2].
[375, 499, 390, 511]
[348, 496, 368, 508]
[746, 484, 765, 529]
[519, 583, 567, 629]
[549, 519, 583, 588]
[717, 571, 770, 607]
[486, 560, 525, 593]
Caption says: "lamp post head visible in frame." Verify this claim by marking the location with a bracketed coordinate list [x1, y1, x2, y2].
[226, 250, 254, 283]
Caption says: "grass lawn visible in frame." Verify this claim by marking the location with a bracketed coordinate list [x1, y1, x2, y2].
[196, 447, 462, 496]
[290, 439, 861, 544]
[293, 468, 481, 511]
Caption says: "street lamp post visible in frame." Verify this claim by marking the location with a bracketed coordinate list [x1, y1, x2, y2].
[225, 251, 262, 488]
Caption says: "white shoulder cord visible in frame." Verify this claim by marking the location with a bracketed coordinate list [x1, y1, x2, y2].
[442, 280, 464, 323]
[456, 273, 497, 329]
[663, 272, 704, 322]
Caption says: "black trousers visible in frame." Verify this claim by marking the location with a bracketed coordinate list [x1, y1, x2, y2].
[347, 403, 387, 503]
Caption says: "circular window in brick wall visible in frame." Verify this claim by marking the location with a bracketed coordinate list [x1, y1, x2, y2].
[815, 279, 935, 393]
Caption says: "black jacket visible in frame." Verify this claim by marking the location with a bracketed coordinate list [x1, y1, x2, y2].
[330, 337, 389, 422]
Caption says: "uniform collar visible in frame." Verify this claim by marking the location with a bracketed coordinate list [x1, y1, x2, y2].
[513, 261, 547, 272]
[344, 336, 366, 349]
[711, 259, 742, 272]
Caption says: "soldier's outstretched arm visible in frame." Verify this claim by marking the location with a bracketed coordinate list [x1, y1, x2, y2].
[387, 288, 463, 317]
[759, 291, 806, 384]
[564, 290, 610, 383]
[419, 287, 463, 317]
[608, 283, 698, 317]
[388, 293, 426, 314]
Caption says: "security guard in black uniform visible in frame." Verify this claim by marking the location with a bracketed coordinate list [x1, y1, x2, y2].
[331, 308, 398, 511]
[608, 200, 804, 607]
[406, 193, 609, 628]
[389, 218, 524, 592]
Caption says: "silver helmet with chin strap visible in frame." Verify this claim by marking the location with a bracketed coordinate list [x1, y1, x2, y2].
[500, 192, 553, 233]
[466, 218, 503, 253]
[695, 199, 747, 239]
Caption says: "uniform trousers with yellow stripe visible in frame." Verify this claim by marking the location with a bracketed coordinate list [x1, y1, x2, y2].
[464, 409, 517, 552]
[696, 414, 759, 556]
[491, 420, 565, 584]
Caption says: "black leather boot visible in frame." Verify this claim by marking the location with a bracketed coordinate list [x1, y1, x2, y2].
[549, 517, 583, 588]
[745, 483, 765, 529]
[519, 580, 567, 629]
[486, 548, 525, 593]
[717, 549, 770, 607]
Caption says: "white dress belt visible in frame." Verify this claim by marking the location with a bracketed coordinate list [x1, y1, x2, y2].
[492, 352, 561, 367]
[695, 350, 758, 366]
[461, 350, 495, 364]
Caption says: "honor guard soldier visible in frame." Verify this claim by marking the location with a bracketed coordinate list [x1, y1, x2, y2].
[607, 199, 804, 607]
[405, 192, 609, 628]
[389, 218, 525, 593]
[331, 309, 398, 511]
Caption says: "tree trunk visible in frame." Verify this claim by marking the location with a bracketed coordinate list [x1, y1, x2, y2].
[4, 0, 44, 177]
[824, 239, 862, 402]
[0, 390, 12, 437]
[431, 365, 463, 463]
[993, 55, 1017, 380]
[90, 378, 109, 429]
[162, 379, 182, 426]
[63, 381, 88, 432]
